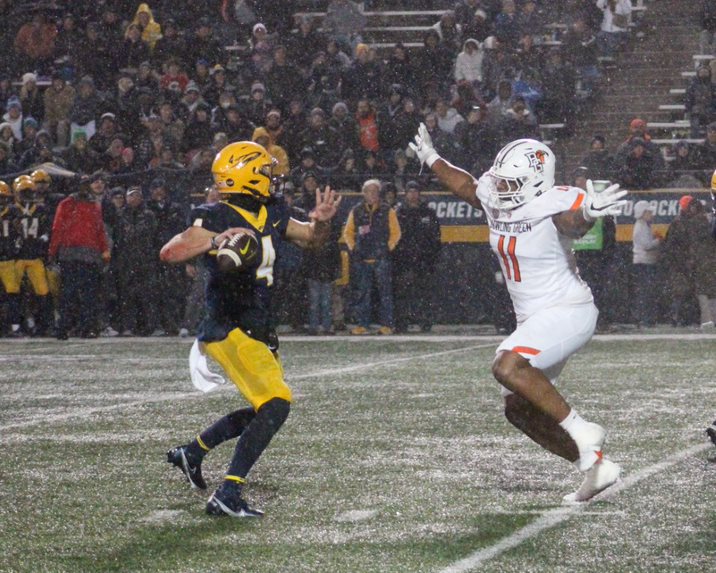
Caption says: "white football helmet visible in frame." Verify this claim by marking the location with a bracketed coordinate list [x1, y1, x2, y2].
[488, 139, 556, 210]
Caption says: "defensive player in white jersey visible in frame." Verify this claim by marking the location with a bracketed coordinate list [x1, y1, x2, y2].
[410, 124, 627, 502]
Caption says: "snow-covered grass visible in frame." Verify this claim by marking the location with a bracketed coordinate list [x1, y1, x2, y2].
[1, 335, 715, 573]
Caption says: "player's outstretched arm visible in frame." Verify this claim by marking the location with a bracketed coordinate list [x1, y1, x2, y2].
[409, 123, 482, 209]
[553, 180, 628, 239]
[286, 186, 342, 248]
[160, 226, 253, 263]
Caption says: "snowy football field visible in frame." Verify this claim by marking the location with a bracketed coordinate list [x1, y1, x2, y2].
[1, 332, 715, 573]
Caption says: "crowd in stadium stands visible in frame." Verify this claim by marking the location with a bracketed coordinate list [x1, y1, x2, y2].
[0, 1, 712, 338]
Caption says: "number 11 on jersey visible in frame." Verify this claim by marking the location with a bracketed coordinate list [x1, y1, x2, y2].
[497, 235, 521, 282]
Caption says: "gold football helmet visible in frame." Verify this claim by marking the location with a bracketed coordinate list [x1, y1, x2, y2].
[13, 174, 35, 194]
[0, 180, 11, 201]
[211, 141, 276, 202]
[31, 168, 52, 186]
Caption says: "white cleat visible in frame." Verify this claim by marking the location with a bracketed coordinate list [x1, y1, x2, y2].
[563, 458, 621, 504]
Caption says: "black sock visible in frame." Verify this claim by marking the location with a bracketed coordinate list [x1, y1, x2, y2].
[226, 398, 290, 480]
[186, 408, 257, 462]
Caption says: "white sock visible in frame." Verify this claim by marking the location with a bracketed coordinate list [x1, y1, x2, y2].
[11, 324, 20, 332]
[559, 409, 604, 471]
[558, 409, 585, 436]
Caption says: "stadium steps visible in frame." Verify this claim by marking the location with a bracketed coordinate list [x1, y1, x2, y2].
[293, 0, 447, 51]
[560, 0, 703, 179]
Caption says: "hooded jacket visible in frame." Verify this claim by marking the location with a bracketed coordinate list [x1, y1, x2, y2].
[454, 38, 484, 83]
[129, 3, 162, 50]
[252, 126, 290, 176]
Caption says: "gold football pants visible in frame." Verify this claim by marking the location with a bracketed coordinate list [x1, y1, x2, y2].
[203, 327, 291, 410]
[15, 259, 49, 296]
[0, 260, 20, 294]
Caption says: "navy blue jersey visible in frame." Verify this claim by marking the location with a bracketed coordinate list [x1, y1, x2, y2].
[0, 204, 20, 261]
[190, 199, 292, 343]
[16, 202, 51, 259]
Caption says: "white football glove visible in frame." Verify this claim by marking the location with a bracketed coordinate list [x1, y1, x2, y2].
[582, 180, 628, 221]
[408, 122, 441, 168]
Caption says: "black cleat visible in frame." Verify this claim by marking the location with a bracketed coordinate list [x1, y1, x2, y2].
[707, 421, 716, 447]
[206, 489, 264, 518]
[166, 445, 207, 490]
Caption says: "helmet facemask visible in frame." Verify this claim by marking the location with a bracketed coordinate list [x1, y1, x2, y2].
[488, 140, 555, 210]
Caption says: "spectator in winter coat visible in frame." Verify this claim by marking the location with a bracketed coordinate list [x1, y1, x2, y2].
[499, 96, 538, 144]
[14, 12, 57, 73]
[685, 199, 716, 327]
[152, 19, 186, 68]
[63, 131, 100, 174]
[129, 3, 162, 51]
[596, 0, 632, 57]
[324, 0, 366, 55]
[631, 200, 662, 327]
[376, 85, 407, 158]
[615, 118, 663, 168]
[579, 135, 614, 180]
[70, 76, 103, 142]
[431, 10, 463, 52]
[383, 43, 415, 96]
[435, 99, 465, 135]
[342, 178, 401, 335]
[462, 8, 492, 43]
[2, 97, 23, 141]
[685, 64, 716, 137]
[615, 137, 661, 190]
[19, 73, 44, 125]
[147, 179, 187, 335]
[392, 180, 442, 333]
[699, 0, 716, 55]
[182, 102, 213, 153]
[252, 126, 290, 177]
[296, 181, 342, 335]
[666, 140, 704, 188]
[76, 23, 116, 91]
[661, 196, 697, 326]
[454, 38, 484, 87]
[120, 24, 152, 71]
[412, 30, 454, 100]
[493, 0, 520, 48]
[341, 43, 384, 105]
[112, 186, 159, 336]
[455, 105, 499, 176]
[300, 107, 342, 168]
[560, 18, 600, 96]
[43, 73, 76, 147]
[49, 177, 110, 339]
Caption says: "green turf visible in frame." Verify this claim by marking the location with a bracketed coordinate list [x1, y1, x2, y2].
[1, 335, 715, 573]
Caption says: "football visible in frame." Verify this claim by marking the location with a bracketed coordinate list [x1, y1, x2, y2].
[215, 233, 259, 273]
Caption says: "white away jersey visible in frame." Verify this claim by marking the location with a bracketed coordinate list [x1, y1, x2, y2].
[476, 174, 593, 322]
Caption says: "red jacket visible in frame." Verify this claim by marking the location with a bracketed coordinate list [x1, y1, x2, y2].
[49, 195, 108, 258]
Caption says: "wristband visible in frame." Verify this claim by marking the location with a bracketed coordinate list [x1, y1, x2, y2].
[425, 151, 440, 168]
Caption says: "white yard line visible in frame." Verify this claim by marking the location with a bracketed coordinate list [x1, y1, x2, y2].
[437, 442, 712, 573]
[0, 343, 495, 432]
[290, 343, 496, 380]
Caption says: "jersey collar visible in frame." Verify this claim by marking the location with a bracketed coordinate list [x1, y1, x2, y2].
[221, 201, 267, 232]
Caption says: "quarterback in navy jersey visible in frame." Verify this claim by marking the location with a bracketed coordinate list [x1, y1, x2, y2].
[160, 141, 340, 518]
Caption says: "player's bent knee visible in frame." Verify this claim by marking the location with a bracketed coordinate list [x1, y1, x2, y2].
[257, 397, 291, 431]
[492, 350, 529, 385]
